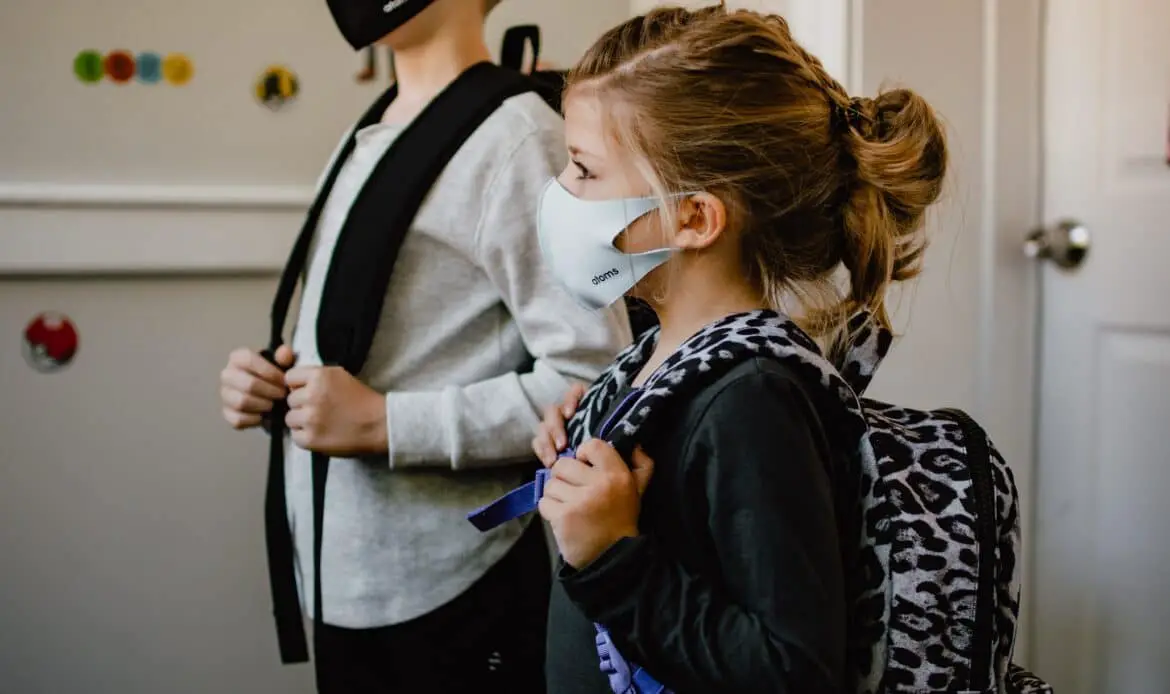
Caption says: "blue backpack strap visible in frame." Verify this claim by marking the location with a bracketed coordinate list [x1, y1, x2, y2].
[632, 667, 668, 694]
[595, 623, 671, 694]
[468, 385, 645, 531]
[466, 467, 553, 531]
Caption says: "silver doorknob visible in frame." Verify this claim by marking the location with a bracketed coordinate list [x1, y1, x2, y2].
[1024, 219, 1090, 270]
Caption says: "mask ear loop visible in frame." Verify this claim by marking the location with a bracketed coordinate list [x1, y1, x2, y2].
[632, 193, 700, 307]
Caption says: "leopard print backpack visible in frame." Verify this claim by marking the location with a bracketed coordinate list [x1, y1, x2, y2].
[829, 314, 1053, 693]
[553, 310, 1054, 694]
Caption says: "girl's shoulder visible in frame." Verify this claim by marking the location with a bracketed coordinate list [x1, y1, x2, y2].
[681, 355, 818, 427]
[642, 354, 831, 474]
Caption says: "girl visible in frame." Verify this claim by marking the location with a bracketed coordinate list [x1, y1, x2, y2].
[531, 4, 947, 693]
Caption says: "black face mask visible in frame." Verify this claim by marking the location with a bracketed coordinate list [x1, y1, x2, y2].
[326, 0, 436, 50]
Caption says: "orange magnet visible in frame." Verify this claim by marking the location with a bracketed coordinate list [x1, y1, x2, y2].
[104, 50, 136, 84]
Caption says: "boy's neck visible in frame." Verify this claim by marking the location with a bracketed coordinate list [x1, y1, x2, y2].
[380, 20, 492, 124]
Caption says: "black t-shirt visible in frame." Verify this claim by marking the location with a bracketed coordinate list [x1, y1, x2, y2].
[545, 356, 845, 694]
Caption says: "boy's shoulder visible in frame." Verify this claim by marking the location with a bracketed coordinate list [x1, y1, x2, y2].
[464, 90, 565, 158]
[491, 90, 564, 135]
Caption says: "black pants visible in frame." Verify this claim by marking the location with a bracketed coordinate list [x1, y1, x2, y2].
[314, 519, 552, 694]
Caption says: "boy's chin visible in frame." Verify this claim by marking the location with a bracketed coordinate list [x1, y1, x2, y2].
[378, 0, 482, 50]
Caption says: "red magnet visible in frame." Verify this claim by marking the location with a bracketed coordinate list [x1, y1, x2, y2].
[22, 312, 79, 373]
[104, 50, 136, 84]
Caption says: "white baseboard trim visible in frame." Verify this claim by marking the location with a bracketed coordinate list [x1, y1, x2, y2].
[0, 182, 315, 210]
[0, 183, 309, 275]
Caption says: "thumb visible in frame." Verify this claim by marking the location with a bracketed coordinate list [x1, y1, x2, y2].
[274, 345, 297, 369]
[630, 446, 655, 496]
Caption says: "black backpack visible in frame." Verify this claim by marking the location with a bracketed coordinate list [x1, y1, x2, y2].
[260, 47, 636, 663]
[259, 24, 651, 666]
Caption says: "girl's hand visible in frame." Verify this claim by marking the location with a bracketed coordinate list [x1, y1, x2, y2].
[532, 382, 588, 466]
[538, 440, 655, 569]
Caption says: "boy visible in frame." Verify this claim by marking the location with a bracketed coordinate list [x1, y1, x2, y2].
[217, 1, 631, 691]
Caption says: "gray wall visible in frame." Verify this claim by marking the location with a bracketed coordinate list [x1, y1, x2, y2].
[0, 0, 630, 691]
[0, 1, 1045, 691]
[0, 276, 301, 693]
[859, 0, 1043, 660]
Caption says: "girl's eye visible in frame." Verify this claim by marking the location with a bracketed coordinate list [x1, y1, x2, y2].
[572, 160, 594, 180]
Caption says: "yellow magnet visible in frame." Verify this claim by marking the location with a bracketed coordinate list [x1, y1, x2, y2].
[255, 65, 300, 110]
[162, 53, 194, 86]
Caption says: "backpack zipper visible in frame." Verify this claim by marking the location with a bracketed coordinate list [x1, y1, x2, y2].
[940, 408, 996, 692]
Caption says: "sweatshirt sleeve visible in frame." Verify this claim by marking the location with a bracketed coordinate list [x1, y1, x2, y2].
[384, 112, 632, 470]
[560, 363, 844, 693]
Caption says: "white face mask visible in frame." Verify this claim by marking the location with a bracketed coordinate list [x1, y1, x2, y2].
[536, 178, 675, 312]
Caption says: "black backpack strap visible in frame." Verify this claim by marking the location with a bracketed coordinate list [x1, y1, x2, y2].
[937, 408, 997, 692]
[501, 24, 541, 73]
[263, 61, 535, 665]
[315, 61, 532, 372]
[500, 24, 568, 114]
[262, 83, 396, 666]
[266, 85, 398, 351]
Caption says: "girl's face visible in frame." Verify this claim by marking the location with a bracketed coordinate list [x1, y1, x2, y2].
[558, 92, 667, 257]
[557, 91, 734, 306]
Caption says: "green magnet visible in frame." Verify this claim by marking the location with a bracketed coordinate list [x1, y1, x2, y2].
[74, 50, 104, 84]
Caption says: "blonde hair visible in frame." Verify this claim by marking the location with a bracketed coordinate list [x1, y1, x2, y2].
[566, 4, 947, 339]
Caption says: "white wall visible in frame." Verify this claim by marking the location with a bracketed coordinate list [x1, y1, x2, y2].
[629, 0, 851, 88]
[0, 2, 630, 693]
[0, 3, 1045, 692]
[0, 0, 630, 275]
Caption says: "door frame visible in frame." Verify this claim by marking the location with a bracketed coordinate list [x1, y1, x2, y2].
[853, 0, 1046, 666]
[855, 0, 1047, 665]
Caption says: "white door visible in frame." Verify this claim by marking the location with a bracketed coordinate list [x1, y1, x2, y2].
[1032, 0, 1170, 691]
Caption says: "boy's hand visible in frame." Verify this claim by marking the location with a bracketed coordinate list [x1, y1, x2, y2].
[220, 345, 295, 430]
[532, 382, 587, 466]
[284, 366, 387, 457]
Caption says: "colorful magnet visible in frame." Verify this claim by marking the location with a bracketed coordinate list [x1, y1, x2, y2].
[104, 50, 136, 84]
[255, 65, 299, 110]
[136, 52, 162, 84]
[22, 312, 79, 373]
[73, 49, 104, 84]
[162, 53, 194, 86]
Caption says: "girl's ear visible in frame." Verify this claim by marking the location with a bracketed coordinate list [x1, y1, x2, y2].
[672, 193, 728, 250]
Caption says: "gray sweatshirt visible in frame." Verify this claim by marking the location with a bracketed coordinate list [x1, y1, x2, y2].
[283, 91, 631, 628]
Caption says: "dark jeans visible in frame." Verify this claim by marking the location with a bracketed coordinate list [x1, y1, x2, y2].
[314, 519, 552, 694]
